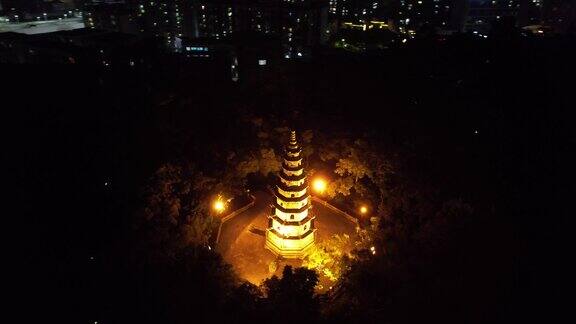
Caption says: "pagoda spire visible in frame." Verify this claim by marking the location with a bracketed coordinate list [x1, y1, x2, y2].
[289, 130, 297, 145]
[265, 130, 316, 258]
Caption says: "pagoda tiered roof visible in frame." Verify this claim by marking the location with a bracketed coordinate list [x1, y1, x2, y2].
[268, 213, 315, 226]
[266, 130, 316, 258]
[273, 200, 311, 213]
[268, 228, 315, 240]
[276, 181, 307, 192]
[279, 170, 307, 181]
[274, 188, 309, 202]
[281, 162, 303, 171]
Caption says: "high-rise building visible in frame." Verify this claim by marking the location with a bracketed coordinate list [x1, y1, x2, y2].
[0, 0, 76, 15]
[192, 0, 328, 58]
[328, 0, 389, 21]
[542, 0, 575, 34]
[395, 0, 459, 34]
[266, 130, 316, 258]
[325, 0, 467, 36]
[466, 0, 543, 34]
[83, 1, 139, 34]
[80, 0, 328, 56]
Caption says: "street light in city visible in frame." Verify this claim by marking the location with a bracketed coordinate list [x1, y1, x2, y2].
[360, 206, 368, 214]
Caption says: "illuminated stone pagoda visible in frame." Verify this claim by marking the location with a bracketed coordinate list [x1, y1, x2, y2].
[265, 130, 316, 258]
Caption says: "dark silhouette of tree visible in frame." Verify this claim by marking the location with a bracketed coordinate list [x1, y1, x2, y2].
[223, 282, 263, 322]
[261, 266, 320, 322]
[136, 163, 221, 258]
[136, 246, 239, 324]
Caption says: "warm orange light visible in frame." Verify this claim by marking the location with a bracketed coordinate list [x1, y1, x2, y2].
[213, 200, 225, 213]
[312, 178, 327, 194]
[360, 206, 368, 214]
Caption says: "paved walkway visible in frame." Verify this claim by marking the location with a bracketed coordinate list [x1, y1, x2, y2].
[218, 191, 358, 285]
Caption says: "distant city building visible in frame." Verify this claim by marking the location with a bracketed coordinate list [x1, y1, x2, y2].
[465, 0, 543, 34]
[542, 0, 576, 34]
[396, 0, 466, 35]
[0, 0, 76, 16]
[325, 0, 468, 37]
[327, 0, 388, 21]
[1, 0, 78, 24]
[82, 1, 139, 34]
[80, 0, 328, 57]
[325, 0, 394, 39]
[0, 28, 152, 65]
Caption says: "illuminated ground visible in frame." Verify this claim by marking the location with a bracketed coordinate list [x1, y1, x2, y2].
[217, 190, 358, 286]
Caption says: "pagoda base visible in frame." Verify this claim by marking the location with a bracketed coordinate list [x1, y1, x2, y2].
[266, 231, 316, 259]
[265, 230, 316, 259]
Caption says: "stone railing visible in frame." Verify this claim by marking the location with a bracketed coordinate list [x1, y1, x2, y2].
[215, 194, 256, 245]
[311, 196, 359, 225]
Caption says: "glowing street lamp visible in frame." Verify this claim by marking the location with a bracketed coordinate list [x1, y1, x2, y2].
[213, 199, 225, 213]
[360, 206, 368, 214]
[312, 178, 327, 194]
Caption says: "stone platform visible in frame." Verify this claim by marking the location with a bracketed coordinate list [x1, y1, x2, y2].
[217, 191, 357, 285]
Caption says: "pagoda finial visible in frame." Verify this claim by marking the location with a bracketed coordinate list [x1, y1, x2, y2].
[289, 130, 297, 145]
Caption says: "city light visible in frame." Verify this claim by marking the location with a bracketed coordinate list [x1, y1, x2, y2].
[312, 178, 327, 194]
[360, 206, 368, 214]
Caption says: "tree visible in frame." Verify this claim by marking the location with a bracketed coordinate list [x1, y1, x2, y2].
[137, 163, 220, 257]
[139, 246, 239, 324]
[335, 148, 373, 181]
[261, 266, 320, 321]
[258, 148, 281, 176]
[303, 234, 355, 282]
[224, 282, 263, 322]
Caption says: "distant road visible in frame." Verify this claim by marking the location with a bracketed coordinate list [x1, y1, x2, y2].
[0, 17, 85, 35]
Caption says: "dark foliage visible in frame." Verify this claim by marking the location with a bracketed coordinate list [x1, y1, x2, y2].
[10, 29, 574, 324]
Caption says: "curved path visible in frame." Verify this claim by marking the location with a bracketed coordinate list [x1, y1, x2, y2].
[217, 190, 357, 285]
[216, 191, 270, 255]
